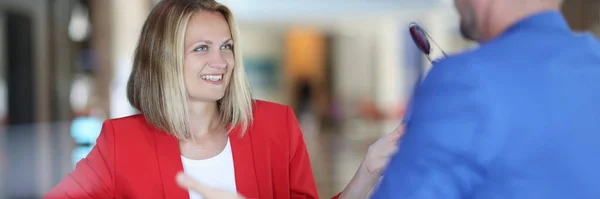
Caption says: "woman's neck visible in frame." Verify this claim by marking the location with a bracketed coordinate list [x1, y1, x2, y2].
[187, 100, 221, 141]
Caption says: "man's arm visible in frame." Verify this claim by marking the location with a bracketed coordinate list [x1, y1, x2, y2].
[371, 58, 492, 198]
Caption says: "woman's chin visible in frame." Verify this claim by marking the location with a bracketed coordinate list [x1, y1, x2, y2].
[188, 94, 225, 103]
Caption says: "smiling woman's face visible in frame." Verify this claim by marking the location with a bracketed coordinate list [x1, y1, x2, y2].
[183, 11, 235, 102]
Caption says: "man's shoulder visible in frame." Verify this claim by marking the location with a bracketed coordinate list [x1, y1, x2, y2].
[424, 50, 484, 83]
[433, 38, 514, 70]
[427, 34, 542, 81]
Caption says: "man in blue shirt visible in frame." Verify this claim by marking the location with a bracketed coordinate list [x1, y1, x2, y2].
[371, 0, 600, 198]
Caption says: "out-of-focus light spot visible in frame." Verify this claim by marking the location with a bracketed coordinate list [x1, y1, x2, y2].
[0, 79, 6, 117]
[70, 116, 102, 144]
[68, 2, 91, 42]
[70, 75, 92, 113]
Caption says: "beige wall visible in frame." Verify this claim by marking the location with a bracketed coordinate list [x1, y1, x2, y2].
[237, 25, 286, 103]
[90, 0, 151, 119]
[109, 0, 151, 119]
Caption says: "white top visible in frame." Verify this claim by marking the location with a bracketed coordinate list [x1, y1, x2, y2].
[181, 138, 237, 199]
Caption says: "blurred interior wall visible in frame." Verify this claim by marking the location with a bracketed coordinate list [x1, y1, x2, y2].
[330, 19, 376, 119]
[108, 0, 151, 119]
[330, 14, 437, 133]
[90, 0, 112, 119]
[91, 0, 150, 120]
[327, 15, 409, 191]
[0, 11, 4, 199]
[372, 17, 404, 126]
[562, 0, 600, 37]
[0, 0, 51, 197]
[47, 0, 77, 192]
[0, 12, 4, 85]
[237, 25, 285, 103]
[0, 0, 51, 124]
[284, 28, 328, 116]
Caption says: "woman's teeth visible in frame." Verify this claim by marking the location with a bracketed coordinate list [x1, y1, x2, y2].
[200, 75, 223, 81]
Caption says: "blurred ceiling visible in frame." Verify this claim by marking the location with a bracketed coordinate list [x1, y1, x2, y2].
[217, 0, 453, 22]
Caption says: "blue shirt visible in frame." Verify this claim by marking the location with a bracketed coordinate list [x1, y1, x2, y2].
[371, 10, 600, 199]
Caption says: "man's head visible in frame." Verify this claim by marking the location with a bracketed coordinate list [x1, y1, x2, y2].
[454, 0, 481, 41]
[453, 0, 564, 42]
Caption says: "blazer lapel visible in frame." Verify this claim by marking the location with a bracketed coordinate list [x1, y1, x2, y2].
[248, 121, 273, 199]
[152, 123, 266, 199]
[230, 126, 260, 198]
[153, 129, 189, 199]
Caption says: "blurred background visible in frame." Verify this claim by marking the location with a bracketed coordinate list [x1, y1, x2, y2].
[0, 0, 598, 198]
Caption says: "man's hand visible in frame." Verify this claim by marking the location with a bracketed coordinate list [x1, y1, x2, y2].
[176, 172, 245, 199]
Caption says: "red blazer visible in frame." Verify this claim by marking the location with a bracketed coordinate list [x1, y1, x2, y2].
[45, 101, 341, 199]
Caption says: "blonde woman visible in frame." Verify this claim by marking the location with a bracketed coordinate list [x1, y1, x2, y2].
[45, 0, 401, 198]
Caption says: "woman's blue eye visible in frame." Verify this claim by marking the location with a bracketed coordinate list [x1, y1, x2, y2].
[221, 44, 233, 50]
[193, 45, 208, 52]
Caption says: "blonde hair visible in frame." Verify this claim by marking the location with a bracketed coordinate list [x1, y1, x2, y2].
[127, 0, 253, 139]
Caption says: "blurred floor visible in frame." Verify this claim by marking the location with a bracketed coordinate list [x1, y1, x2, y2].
[300, 114, 385, 198]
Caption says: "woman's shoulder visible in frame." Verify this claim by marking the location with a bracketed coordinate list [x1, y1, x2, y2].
[105, 114, 149, 128]
[252, 100, 291, 115]
[252, 100, 296, 124]
[101, 114, 158, 140]
[249, 100, 300, 133]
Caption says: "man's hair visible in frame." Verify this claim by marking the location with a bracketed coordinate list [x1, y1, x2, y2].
[127, 0, 253, 139]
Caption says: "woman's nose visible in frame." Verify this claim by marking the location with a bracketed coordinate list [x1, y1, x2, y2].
[208, 52, 227, 69]
[208, 62, 227, 69]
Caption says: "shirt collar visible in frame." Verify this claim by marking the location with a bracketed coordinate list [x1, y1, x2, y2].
[503, 10, 570, 35]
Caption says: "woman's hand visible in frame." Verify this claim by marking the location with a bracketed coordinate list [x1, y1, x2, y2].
[176, 172, 245, 199]
[339, 125, 404, 199]
[363, 125, 404, 179]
